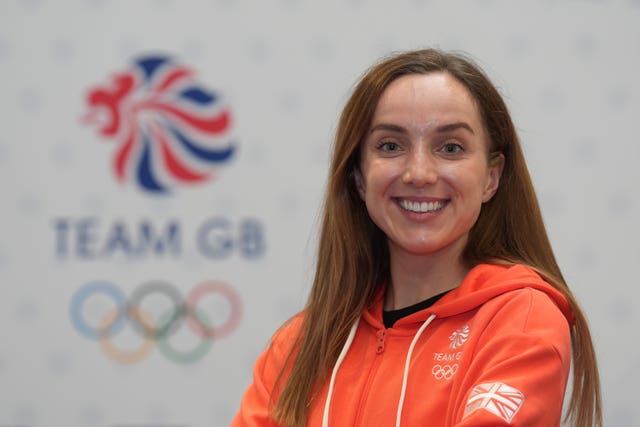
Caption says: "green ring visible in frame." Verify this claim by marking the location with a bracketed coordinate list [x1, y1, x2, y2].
[156, 308, 212, 364]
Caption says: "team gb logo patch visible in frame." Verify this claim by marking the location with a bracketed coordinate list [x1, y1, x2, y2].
[449, 324, 470, 349]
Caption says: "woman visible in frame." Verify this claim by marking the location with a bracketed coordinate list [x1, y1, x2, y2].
[232, 49, 602, 426]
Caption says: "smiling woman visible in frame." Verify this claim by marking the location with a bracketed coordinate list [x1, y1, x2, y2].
[231, 49, 602, 427]
[354, 73, 504, 307]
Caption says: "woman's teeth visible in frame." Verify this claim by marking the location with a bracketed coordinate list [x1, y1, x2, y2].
[399, 199, 445, 213]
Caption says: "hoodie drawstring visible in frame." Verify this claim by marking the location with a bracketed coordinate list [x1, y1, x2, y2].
[321, 313, 437, 427]
[322, 318, 359, 427]
[395, 313, 436, 427]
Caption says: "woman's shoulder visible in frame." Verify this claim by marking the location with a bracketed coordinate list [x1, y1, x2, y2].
[263, 312, 305, 359]
[474, 285, 572, 354]
[272, 313, 305, 342]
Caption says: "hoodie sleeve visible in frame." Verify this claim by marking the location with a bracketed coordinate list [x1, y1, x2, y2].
[230, 318, 301, 427]
[452, 288, 572, 427]
[229, 346, 280, 427]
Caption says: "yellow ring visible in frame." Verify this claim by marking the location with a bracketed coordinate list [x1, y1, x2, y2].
[98, 307, 155, 364]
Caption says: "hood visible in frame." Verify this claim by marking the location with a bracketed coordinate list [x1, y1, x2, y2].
[363, 263, 575, 328]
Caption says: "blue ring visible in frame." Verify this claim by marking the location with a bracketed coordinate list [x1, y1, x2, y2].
[69, 281, 127, 340]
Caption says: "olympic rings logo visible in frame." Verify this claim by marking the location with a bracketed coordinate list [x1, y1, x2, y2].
[69, 280, 242, 364]
[432, 364, 458, 380]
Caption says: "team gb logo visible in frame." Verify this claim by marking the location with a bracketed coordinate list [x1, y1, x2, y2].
[449, 324, 470, 349]
[83, 55, 236, 194]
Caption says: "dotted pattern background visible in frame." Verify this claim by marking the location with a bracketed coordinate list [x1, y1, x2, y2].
[0, 1, 639, 426]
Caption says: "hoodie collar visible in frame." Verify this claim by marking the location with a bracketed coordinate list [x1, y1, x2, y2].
[362, 263, 575, 329]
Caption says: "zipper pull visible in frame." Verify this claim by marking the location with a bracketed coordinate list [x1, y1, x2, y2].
[376, 328, 386, 354]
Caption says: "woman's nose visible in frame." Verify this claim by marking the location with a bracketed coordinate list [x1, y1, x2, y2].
[402, 150, 437, 187]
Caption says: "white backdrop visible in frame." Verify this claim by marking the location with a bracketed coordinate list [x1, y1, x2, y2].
[1, 1, 638, 426]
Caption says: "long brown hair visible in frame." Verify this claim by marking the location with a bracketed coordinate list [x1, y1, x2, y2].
[273, 49, 602, 427]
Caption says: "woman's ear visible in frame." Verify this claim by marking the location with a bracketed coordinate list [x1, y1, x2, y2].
[353, 168, 366, 200]
[482, 153, 505, 203]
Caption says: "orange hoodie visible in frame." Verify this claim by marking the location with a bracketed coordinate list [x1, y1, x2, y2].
[232, 264, 574, 426]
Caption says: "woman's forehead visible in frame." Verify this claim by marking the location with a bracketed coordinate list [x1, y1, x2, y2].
[371, 73, 483, 135]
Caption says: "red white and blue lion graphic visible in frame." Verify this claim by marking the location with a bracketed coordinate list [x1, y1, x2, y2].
[83, 55, 235, 194]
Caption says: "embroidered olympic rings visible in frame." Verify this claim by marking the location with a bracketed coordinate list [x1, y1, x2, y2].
[432, 364, 458, 380]
[69, 280, 242, 364]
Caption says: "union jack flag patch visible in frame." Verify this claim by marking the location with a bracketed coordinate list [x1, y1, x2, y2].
[463, 382, 525, 423]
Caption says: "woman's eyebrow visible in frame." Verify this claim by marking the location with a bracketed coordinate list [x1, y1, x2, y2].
[368, 123, 408, 134]
[435, 122, 475, 134]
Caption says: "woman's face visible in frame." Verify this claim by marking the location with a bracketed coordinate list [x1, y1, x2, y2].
[355, 72, 503, 259]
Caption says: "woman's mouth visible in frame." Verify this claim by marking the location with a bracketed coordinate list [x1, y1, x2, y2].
[397, 199, 447, 213]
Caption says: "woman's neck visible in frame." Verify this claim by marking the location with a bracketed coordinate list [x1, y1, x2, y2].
[385, 242, 469, 311]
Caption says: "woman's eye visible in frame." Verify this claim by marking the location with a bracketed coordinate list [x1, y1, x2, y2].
[378, 141, 400, 152]
[441, 142, 463, 155]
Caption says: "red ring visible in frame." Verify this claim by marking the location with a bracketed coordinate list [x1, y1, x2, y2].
[186, 281, 242, 339]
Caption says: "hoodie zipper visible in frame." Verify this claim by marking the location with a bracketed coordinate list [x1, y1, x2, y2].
[354, 327, 387, 425]
[376, 328, 386, 354]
